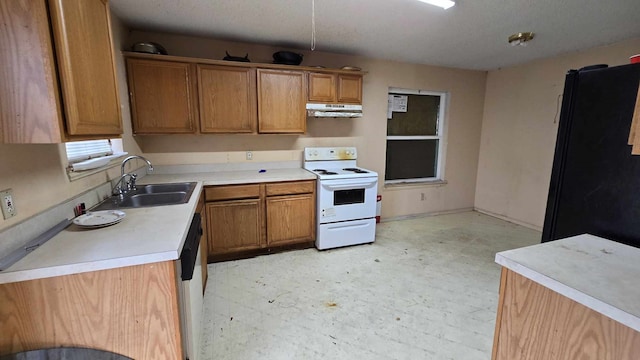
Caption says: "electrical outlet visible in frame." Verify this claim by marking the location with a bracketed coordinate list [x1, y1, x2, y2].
[246, 151, 253, 160]
[1, 189, 17, 220]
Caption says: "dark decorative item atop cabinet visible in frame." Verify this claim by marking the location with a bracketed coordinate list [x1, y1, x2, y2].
[223, 51, 250, 62]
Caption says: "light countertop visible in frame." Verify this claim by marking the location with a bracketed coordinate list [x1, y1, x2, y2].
[495, 234, 640, 332]
[0, 168, 317, 285]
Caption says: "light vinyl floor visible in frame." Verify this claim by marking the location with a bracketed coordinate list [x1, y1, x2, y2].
[199, 211, 540, 360]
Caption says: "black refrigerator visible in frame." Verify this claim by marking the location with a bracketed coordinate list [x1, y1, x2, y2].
[542, 63, 640, 247]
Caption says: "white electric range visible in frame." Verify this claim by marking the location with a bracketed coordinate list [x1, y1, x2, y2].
[303, 147, 378, 250]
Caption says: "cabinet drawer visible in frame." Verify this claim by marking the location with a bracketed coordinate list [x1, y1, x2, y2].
[266, 181, 315, 196]
[205, 184, 260, 201]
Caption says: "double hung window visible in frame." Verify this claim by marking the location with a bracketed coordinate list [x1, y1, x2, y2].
[385, 88, 446, 184]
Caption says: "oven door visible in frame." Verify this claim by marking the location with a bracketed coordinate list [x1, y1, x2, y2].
[318, 177, 378, 223]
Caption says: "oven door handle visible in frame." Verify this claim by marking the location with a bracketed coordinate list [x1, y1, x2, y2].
[322, 181, 377, 191]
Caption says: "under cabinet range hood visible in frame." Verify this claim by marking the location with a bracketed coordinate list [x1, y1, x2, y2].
[306, 103, 363, 118]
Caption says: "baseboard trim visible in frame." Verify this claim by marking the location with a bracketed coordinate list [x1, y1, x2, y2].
[381, 207, 474, 223]
[474, 207, 542, 232]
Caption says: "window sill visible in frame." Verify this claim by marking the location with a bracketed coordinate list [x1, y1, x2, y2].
[66, 153, 128, 182]
[384, 179, 447, 190]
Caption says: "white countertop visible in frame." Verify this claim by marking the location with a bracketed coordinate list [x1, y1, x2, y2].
[0, 168, 317, 284]
[495, 234, 640, 332]
[146, 168, 317, 186]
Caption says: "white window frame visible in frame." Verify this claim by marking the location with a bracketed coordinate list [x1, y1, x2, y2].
[64, 139, 126, 178]
[385, 87, 447, 185]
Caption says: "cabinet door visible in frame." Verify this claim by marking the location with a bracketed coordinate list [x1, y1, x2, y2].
[127, 59, 198, 134]
[257, 69, 306, 133]
[48, 0, 122, 136]
[198, 65, 256, 133]
[206, 199, 263, 256]
[337, 74, 363, 104]
[266, 193, 315, 246]
[308, 73, 336, 103]
[0, 0, 64, 143]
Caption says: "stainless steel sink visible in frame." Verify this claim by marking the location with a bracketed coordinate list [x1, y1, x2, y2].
[137, 183, 196, 194]
[92, 182, 197, 210]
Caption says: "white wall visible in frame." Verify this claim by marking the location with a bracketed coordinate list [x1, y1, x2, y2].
[475, 37, 640, 230]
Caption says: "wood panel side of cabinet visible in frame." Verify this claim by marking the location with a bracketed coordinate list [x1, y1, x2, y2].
[48, 0, 122, 136]
[127, 59, 198, 134]
[198, 65, 257, 133]
[257, 69, 306, 133]
[495, 269, 640, 360]
[491, 267, 508, 360]
[307, 72, 336, 103]
[0, 0, 65, 143]
[629, 83, 640, 153]
[0, 261, 183, 359]
[266, 192, 315, 246]
[337, 74, 363, 104]
[206, 198, 264, 257]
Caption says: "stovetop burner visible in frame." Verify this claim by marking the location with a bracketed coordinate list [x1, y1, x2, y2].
[313, 169, 338, 175]
[343, 168, 369, 174]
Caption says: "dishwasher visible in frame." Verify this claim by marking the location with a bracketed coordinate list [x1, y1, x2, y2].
[178, 212, 204, 360]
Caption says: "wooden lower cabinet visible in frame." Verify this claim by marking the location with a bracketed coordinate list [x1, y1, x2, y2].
[266, 193, 315, 246]
[206, 199, 264, 255]
[493, 268, 640, 360]
[206, 180, 315, 261]
[0, 261, 183, 359]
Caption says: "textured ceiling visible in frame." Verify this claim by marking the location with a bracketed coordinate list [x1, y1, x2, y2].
[110, 0, 640, 70]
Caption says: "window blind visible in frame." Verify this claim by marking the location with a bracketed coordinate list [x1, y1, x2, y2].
[65, 139, 113, 163]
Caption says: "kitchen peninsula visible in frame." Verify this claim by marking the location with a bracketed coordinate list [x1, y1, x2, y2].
[0, 167, 316, 359]
[492, 234, 640, 360]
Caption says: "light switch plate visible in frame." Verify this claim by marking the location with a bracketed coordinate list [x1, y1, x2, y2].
[1, 189, 16, 220]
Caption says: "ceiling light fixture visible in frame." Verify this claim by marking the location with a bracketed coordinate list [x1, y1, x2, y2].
[508, 32, 535, 46]
[416, 0, 455, 10]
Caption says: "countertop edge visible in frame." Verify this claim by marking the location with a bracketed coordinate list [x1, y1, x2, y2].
[0, 251, 178, 284]
[495, 252, 640, 332]
[0, 170, 319, 285]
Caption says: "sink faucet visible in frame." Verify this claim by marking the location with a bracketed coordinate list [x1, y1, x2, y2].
[121, 155, 154, 176]
[113, 156, 154, 198]
[112, 173, 134, 198]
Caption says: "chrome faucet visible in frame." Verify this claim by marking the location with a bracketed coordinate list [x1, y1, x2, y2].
[112, 155, 154, 198]
[112, 173, 134, 198]
[121, 155, 154, 176]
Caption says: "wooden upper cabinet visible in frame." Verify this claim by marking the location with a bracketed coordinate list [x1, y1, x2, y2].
[127, 59, 198, 134]
[198, 65, 256, 133]
[308, 73, 336, 103]
[307, 72, 363, 105]
[0, 0, 122, 143]
[337, 74, 363, 104]
[257, 69, 306, 133]
[48, 0, 122, 137]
